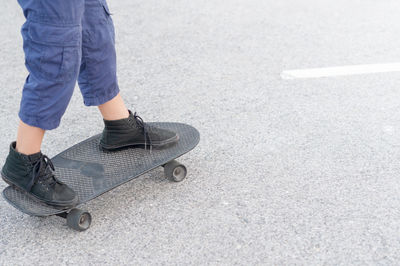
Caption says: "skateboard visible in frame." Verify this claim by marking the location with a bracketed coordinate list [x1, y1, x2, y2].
[2, 122, 200, 231]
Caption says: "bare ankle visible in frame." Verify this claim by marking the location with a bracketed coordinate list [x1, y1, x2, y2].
[16, 120, 45, 155]
[98, 93, 130, 121]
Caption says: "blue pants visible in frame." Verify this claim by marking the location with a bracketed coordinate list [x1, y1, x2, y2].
[17, 0, 119, 130]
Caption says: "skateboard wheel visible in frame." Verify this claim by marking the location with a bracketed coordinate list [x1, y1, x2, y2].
[164, 160, 187, 182]
[66, 209, 92, 232]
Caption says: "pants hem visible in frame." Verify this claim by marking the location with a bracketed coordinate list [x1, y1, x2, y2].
[19, 112, 60, 130]
[83, 85, 120, 106]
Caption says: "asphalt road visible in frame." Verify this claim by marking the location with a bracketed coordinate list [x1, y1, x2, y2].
[1, 0, 400, 264]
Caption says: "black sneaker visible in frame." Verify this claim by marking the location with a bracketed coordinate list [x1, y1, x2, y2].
[1, 142, 78, 207]
[100, 110, 179, 151]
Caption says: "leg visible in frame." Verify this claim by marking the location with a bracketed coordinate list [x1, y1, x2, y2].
[78, 0, 123, 114]
[1, 0, 85, 207]
[98, 93, 129, 120]
[79, 0, 178, 150]
[78, 0, 129, 121]
[18, 0, 84, 131]
[16, 120, 45, 155]
[15, 0, 84, 154]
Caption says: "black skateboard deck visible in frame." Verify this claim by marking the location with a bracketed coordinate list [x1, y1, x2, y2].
[2, 122, 200, 231]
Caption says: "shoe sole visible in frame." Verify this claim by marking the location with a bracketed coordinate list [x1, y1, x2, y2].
[100, 134, 179, 151]
[1, 171, 78, 209]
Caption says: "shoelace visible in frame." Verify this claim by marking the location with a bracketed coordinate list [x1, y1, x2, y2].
[27, 155, 59, 192]
[132, 112, 153, 151]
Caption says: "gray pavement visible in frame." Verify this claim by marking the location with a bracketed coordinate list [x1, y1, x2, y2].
[1, 0, 400, 264]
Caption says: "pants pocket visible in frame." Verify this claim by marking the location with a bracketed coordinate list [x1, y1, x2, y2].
[102, 1, 112, 16]
[26, 21, 81, 82]
[101, 1, 115, 43]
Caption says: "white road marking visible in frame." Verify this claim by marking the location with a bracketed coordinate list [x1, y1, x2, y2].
[281, 63, 400, 79]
